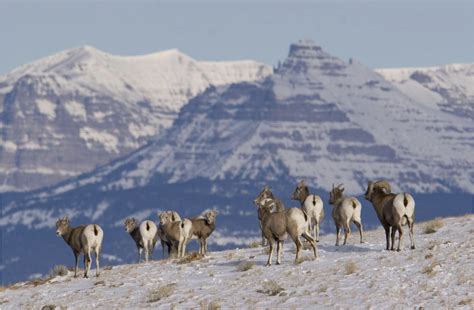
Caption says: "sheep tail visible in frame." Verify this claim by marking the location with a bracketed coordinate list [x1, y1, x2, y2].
[146, 221, 150, 231]
[403, 193, 408, 207]
[94, 225, 99, 236]
[312, 195, 316, 206]
[351, 199, 357, 209]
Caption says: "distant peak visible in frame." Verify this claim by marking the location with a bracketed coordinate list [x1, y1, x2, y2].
[288, 39, 323, 58]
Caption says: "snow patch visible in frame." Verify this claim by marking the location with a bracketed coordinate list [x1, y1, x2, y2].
[128, 123, 156, 139]
[64, 100, 87, 120]
[35, 99, 56, 120]
[79, 127, 119, 153]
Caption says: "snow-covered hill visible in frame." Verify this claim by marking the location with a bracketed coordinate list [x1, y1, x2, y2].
[376, 63, 474, 119]
[1, 215, 472, 309]
[0, 46, 272, 191]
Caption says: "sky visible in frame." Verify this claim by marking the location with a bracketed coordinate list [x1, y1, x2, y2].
[0, 0, 473, 74]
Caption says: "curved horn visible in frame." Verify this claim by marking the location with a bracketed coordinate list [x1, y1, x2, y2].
[374, 180, 392, 193]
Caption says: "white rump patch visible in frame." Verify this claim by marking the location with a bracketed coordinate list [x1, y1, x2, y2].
[36, 99, 56, 120]
[79, 127, 119, 153]
[64, 100, 87, 120]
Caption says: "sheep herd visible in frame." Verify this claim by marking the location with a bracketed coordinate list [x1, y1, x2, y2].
[55, 179, 416, 278]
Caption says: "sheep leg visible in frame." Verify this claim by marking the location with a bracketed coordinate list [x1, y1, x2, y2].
[390, 227, 396, 251]
[84, 250, 91, 278]
[182, 238, 187, 258]
[204, 238, 208, 255]
[95, 246, 100, 277]
[397, 226, 403, 252]
[335, 225, 341, 246]
[266, 240, 274, 266]
[138, 247, 143, 263]
[161, 240, 166, 259]
[315, 219, 320, 243]
[276, 240, 282, 265]
[383, 225, 390, 250]
[73, 251, 79, 278]
[353, 220, 364, 243]
[294, 237, 303, 263]
[144, 243, 149, 262]
[302, 232, 318, 259]
[343, 224, 351, 245]
[408, 220, 416, 249]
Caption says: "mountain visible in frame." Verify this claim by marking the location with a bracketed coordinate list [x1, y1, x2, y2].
[0, 46, 272, 192]
[1, 215, 472, 308]
[1, 40, 473, 284]
[376, 63, 474, 119]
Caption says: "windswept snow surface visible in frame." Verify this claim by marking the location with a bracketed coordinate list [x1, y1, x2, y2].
[1, 215, 472, 308]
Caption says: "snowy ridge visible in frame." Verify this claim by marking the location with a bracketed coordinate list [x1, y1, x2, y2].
[376, 63, 474, 118]
[1, 215, 472, 308]
[0, 46, 272, 191]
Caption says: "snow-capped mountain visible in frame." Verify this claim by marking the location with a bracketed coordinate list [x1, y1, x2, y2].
[376, 63, 474, 119]
[1, 40, 473, 284]
[0, 46, 272, 192]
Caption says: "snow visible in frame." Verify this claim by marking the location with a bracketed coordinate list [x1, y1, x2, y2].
[35, 99, 57, 120]
[79, 127, 119, 154]
[1, 141, 17, 152]
[1, 215, 472, 308]
[64, 100, 87, 121]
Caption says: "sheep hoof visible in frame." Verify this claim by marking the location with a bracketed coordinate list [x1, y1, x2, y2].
[265, 263, 272, 267]
[276, 261, 281, 265]
[411, 246, 416, 250]
[397, 248, 401, 252]
[84, 275, 89, 278]
[316, 239, 320, 243]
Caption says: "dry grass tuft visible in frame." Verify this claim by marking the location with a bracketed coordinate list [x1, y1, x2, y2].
[147, 283, 177, 303]
[41, 305, 67, 310]
[295, 255, 315, 265]
[178, 252, 204, 264]
[48, 265, 69, 278]
[344, 261, 358, 275]
[424, 253, 434, 259]
[248, 241, 261, 248]
[208, 300, 222, 310]
[257, 280, 285, 296]
[458, 298, 473, 306]
[423, 218, 444, 234]
[421, 260, 440, 276]
[236, 261, 255, 272]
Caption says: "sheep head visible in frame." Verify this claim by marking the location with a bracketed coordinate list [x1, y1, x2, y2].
[124, 218, 137, 233]
[329, 183, 344, 205]
[365, 180, 391, 201]
[291, 180, 309, 202]
[55, 216, 70, 236]
[205, 210, 218, 225]
[254, 185, 274, 208]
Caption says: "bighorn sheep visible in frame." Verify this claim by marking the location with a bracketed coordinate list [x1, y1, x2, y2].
[190, 210, 218, 255]
[254, 185, 285, 246]
[291, 180, 324, 242]
[158, 211, 191, 258]
[257, 200, 317, 265]
[124, 218, 158, 263]
[328, 184, 364, 246]
[364, 180, 416, 251]
[157, 211, 182, 258]
[55, 216, 104, 278]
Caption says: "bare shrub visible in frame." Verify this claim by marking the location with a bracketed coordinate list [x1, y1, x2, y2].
[236, 261, 255, 272]
[48, 265, 69, 278]
[147, 283, 177, 303]
[344, 261, 358, 275]
[425, 253, 433, 259]
[41, 306, 66, 310]
[257, 280, 284, 296]
[423, 218, 443, 234]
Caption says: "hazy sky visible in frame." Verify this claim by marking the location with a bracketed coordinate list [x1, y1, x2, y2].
[1, 0, 473, 74]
